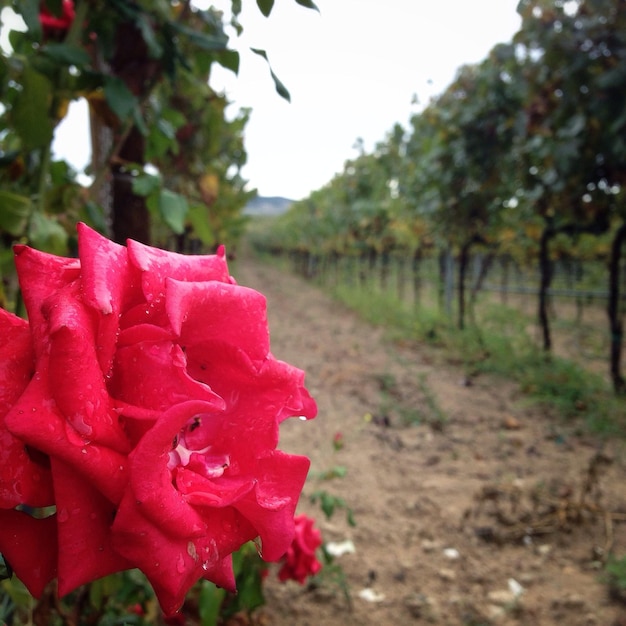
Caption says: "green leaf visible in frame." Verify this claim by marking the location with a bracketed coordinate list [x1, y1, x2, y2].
[557, 113, 586, 139]
[0, 553, 13, 580]
[234, 561, 265, 615]
[48, 159, 73, 185]
[347, 508, 357, 527]
[149, 189, 188, 234]
[81, 200, 108, 233]
[198, 581, 226, 626]
[41, 43, 91, 66]
[320, 492, 336, 519]
[215, 49, 240, 75]
[12, 66, 54, 149]
[161, 108, 187, 130]
[103, 76, 138, 122]
[132, 173, 161, 197]
[169, 22, 228, 52]
[294, 0, 320, 11]
[147, 124, 175, 160]
[136, 13, 163, 59]
[156, 118, 176, 140]
[132, 106, 149, 137]
[0, 191, 31, 236]
[17, 0, 42, 40]
[187, 203, 214, 245]
[256, 0, 275, 16]
[251, 48, 291, 102]
[45, 0, 64, 15]
[320, 465, 347, 479]
[231, 0, 243, 16]
[28, 213, 68, 255]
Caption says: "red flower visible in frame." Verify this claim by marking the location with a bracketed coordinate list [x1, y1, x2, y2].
[333, 431, 344, 450]
[39, 0, 75, 38]
[0, 309, 56, 597]
[0, 223, 316, 616]
[278, 514, 322, 584]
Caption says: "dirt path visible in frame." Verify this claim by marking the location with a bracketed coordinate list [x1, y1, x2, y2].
[232, 254, 626, 626]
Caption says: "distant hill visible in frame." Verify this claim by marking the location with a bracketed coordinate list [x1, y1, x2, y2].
[244, 196, 294, 216]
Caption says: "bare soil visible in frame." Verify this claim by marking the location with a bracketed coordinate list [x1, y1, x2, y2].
[233, 254, 626, 626]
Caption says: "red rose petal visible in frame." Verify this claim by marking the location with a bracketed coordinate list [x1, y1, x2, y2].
[113, 492, 241, 615]
[5, 370, 127, 504]
[0, 429, 53, 508]
[77, 222, 139, 315]
[166, 280, 269, 361]
[13, 245, 80, 359]
[52, 458, 132, 596]
[234, 451, 310, 561]
[200, 554, 236, 591]
[0, 310, 53, 507]
[185, 343, 316, 455]
[117, 323, 174, 346]
[128, 400, 216, 537]
[113, 489, 246, 616]
[187, 341, 316, 422]
[174, 469, 254, 508]
[77, 222, 142, 374]
[44, 283, 129, 452]
[0, 309, 34, 415]
[127, 239, 231, 306]
[0, 508, 57, 598]
[110, 341, 224, 414]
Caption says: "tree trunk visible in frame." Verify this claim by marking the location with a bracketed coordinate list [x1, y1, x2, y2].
[396, 254, 406, 302]
[444, 249, 454, 318]
[538, 225, 555, 352]
[412, 248, 422, 307]
[437, 249, 447, 313]
[380, 250, 390, 290]
[108, 21, 161, 244]
[607, 222, 626, 394]
[468, 251, 495, 327]
[458, 241, 472, 330]
[500, 255, 509, 305]
[111, 126, 150, 244]
[358, 252, 369, 287]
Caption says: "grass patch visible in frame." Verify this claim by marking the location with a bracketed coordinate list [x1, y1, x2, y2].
[326, 280, 626, 437]
[331, 282, 448, 347]
[416, 373, 448, 431]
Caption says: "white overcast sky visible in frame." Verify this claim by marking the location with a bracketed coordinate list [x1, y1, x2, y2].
[53, 0, 522, 200]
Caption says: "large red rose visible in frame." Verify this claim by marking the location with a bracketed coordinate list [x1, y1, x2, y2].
[1, 223, 316, 615]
